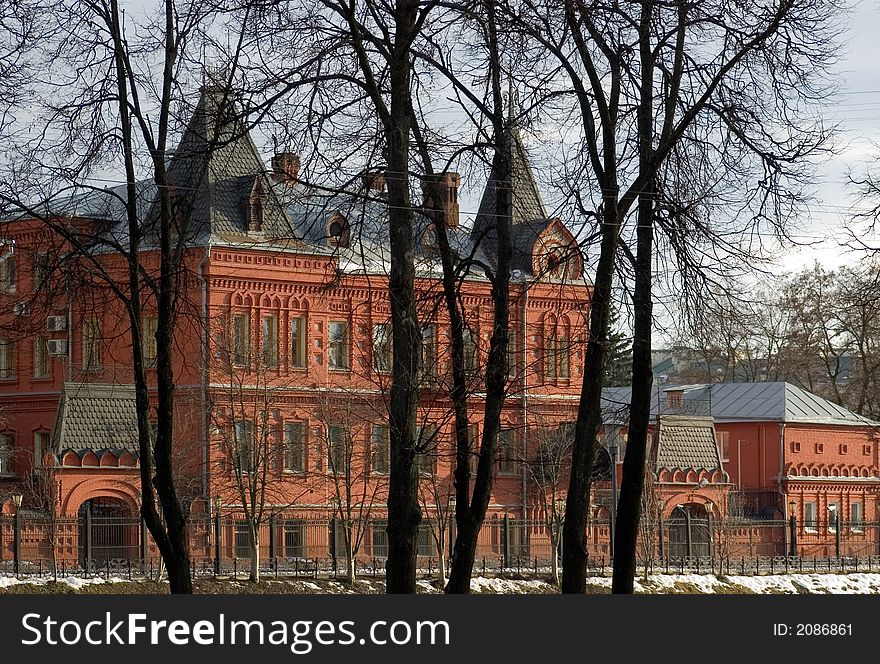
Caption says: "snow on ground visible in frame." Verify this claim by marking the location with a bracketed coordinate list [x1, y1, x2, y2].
[3, 572, 880, 593]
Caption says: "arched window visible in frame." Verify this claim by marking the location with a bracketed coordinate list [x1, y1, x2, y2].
[327, 214, 350, 248]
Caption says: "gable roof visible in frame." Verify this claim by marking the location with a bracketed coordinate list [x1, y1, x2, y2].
[52, 382, 140, 454]
[602, 382, 877, 427]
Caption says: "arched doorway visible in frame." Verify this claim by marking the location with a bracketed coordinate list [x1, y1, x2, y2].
[668, 503, 711, 559]
[78, 497, 138, 567]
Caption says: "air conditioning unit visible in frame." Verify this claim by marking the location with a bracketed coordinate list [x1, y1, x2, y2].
[47, 315, 67, 332]
[46, 339, 67, 356]
[12, 302, 27, 316]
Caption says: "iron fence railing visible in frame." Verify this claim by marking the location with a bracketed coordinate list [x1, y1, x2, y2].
[1, 513, 878, 580]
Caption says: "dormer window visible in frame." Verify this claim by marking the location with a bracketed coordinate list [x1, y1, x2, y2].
[250, 199, 264, 232]
[327, 213, 350, 248]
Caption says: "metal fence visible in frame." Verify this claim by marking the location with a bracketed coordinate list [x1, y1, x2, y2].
[1, 513, 879, 579]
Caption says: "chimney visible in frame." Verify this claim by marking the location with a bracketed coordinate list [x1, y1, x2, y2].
[361, 171, 386, 193]
[421, 172, 460, 228]
[271, 152, 300, 183]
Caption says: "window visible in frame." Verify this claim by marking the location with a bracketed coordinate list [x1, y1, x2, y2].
[420, 324, 435, 378]
[290, 316, 306, 368]
[804, 501, 817, 531]
[328, 321, 350, 370]
[791, 441, 801, 453]
[815, 443, 824, 454]
[545, 332, 557, 380]
[0, 339, 14, 379]
[827, 502, 840, 532]
[327, 215, 350, 248]
[506, 328, 517, 378]
[328, 520, 346, 558]
[33, 251, 50, 292]
[462, 326, 477, 374]
[33, 431, 49, 470]
[234, 522, 251, 559]
[717, 431, 730, 462]
[864, 444, 872, 456]
[283, 422, 306, 472]
[262, 314, 279, 367]
[839, 444, 848, 455]
[250, 199, 264, 232]
[232, 314, 249, 366]
[497, 429, 515, 475]
[415, 426, 438, 476]
[851, 502, 864, 532]
[34, 336, 50, 378]
[143, 316, 158, 368]
[284, 520, 307, 558]
[327, 425, 349, 474]
[373, 323, 392, 373]
[558, 334, 570, 379]
[0, 434, 12, 475]
[371, 520, 388, 557]
[371, 425, 390, 474]
[417, 523, 435, 557]
[0, 254, 16, 293]
[234, 420, 255, 474]
[82, 320, 101, 370]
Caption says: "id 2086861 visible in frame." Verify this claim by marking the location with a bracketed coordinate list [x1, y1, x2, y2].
[773, 624, 853, 637]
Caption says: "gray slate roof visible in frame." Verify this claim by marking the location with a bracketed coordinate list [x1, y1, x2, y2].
[602, 382, 877, 427]
[52, 383, 140, 454]
[654, 416, 723, 472]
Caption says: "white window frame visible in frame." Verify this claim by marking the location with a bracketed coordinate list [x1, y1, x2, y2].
[328, 321, 350, 370]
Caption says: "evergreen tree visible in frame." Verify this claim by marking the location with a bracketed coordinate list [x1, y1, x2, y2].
[604, 305, 633, 387]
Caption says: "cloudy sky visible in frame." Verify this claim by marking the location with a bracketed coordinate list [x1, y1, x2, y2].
[781, 0, 880, 272]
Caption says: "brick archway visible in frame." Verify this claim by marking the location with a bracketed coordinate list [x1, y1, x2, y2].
[60, 475, 141, 517]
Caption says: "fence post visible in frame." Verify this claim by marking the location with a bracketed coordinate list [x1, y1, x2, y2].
[268, 516, 276, 562]
[85, 508, 93, 575]
[214, 512, 222, 576]
[13, 509, 22, 576]
[140, 519, 149, 575]
[503, 515, 511, 571]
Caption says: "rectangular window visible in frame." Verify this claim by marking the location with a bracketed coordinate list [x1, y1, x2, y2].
[417, 523, 435, 557]
[373, 323, 392, 373]
[262, 314, 279, 367]
[0, 254, 16, 293]
[828, 502, 840, 532]
[328, 321, 350, 370]
[545, 333, 557, 380]
[0, 434, 12, 475]
[717, 431, 730, 462]
[234, 522, 251, 559]
[82, 320, 101, 370]
[462, 326, 477, 374]
[371, 520, 388, 557]
[804, 501, 817, 531]
[290, 316, 306, 368]
[33, 251, 50, 292]
[0, 339, 14, 379]
[34, 336, 50, 378]
[328, 520, 345, 558]
[558, 335, 570, 379]
[143, 316, 158, 368]
[497, 429, 516, 475]
[283, 422, 306, 472]
[234, 420, 255, 474]
[33, 431, 49, 470]
[791, 441, 801, 453]
[327, 425, 349, 474]
[415, 426, 438, 476]
[839, 444, 848, 454]
[815, 443, 824, 454]
[851, 502, 864, 531]
[421, 324, 435, 378]
[371, 425, 390, 474]
[232, 314, 249, 366]
[284, 520, 307, 558]
[506, 328, 517, 378]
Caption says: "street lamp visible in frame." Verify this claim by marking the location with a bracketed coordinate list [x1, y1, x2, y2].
[828, 504, 840, 559]
[12, 493, 23, 576]
[212, 496, 222, 576]
[788, 500, 797, 558]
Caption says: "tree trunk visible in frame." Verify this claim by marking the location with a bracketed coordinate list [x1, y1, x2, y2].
[250, 527, 260, 583]
[446, 521, 479, 593]
[612, 0, 654, 595]
[384, 0, 422, 595]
